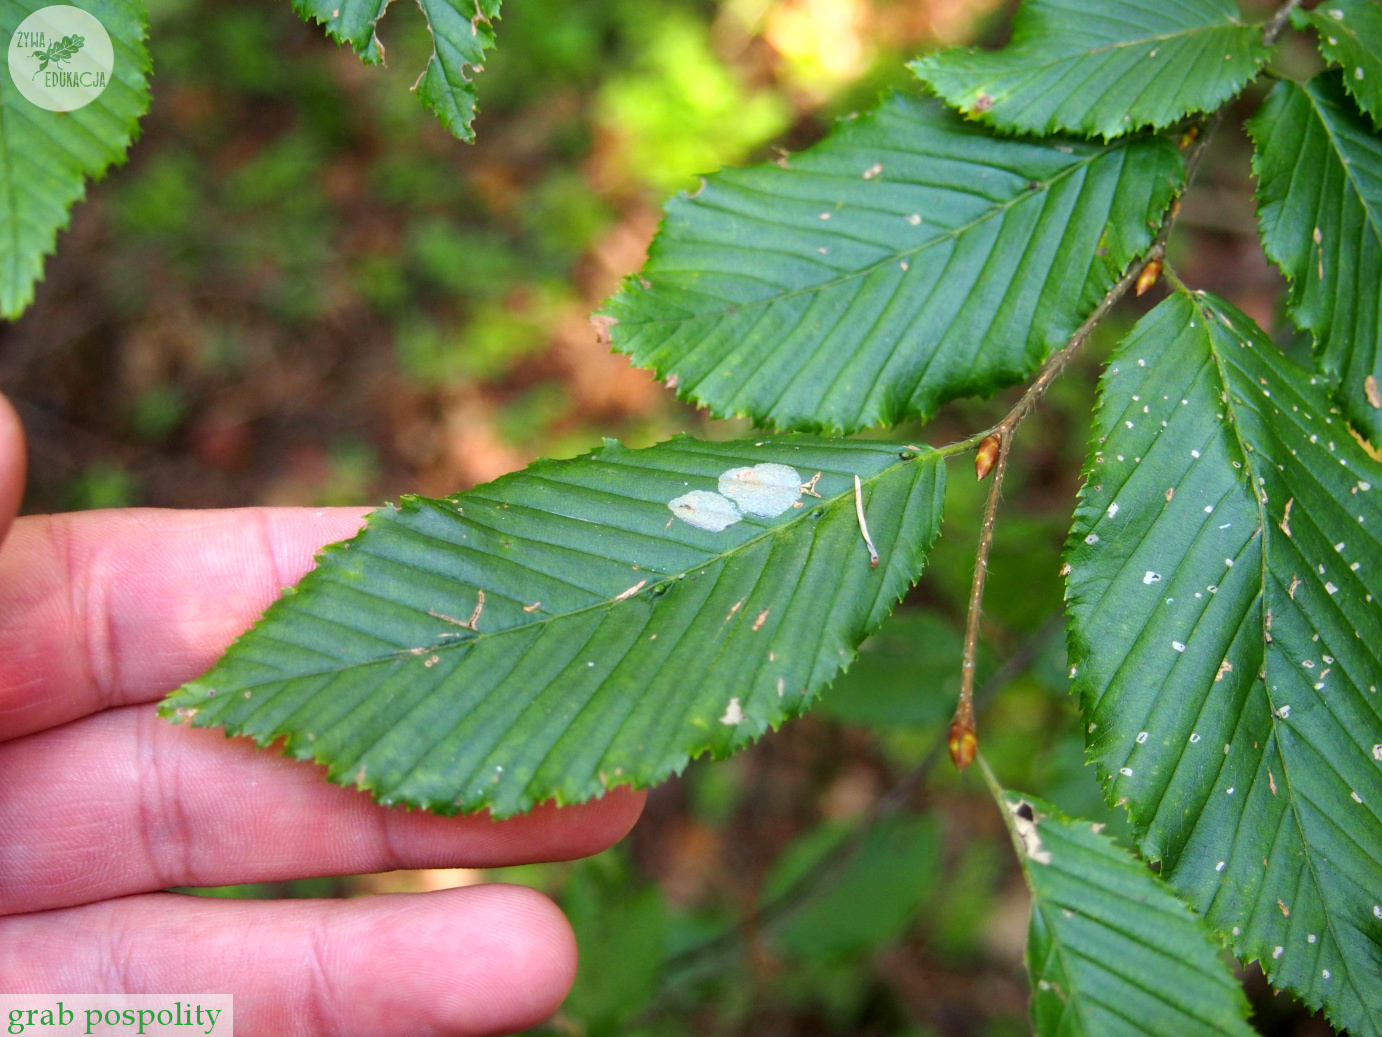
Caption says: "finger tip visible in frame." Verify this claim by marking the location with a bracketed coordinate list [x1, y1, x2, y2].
[376, 884, 578, 1035]
[0, 392, 25, 542]
[483, 883, 580, 1028]
[511, 786, 648, 863]
[590, 785, 648, 845]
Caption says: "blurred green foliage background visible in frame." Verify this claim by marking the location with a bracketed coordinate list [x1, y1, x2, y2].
[0, 0, 1334, 1033]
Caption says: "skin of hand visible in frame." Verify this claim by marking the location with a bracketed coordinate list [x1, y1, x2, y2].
[0, 393, 646, 1035]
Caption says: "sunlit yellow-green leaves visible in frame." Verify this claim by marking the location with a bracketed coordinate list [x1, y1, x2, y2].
[595, 12, 789, 193]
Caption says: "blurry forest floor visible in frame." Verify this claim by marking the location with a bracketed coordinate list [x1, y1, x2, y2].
[0, 0, 1339, 1034]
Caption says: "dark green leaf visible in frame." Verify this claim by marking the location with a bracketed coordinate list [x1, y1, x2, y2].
[764, 814, 938, 961]
[288, 0, 500, 141]
[996, 790, 1256, 1037]
[1293, 0, 1382, 125]
[162, 436, 946, 817]
[1065, 289, 1382, 1034]
[1248, 73, 1382, 443]
[816, 609, 961, 728]
[0, 0, 150, 318]
[911, 0, 1270, 140]
[600, 93, 1183, 433]
[563, 860, 667, 1033]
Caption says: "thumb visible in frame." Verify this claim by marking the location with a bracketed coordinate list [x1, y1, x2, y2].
[0, 392, 27, 548]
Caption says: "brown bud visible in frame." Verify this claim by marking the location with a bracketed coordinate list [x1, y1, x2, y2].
[975, 434, 1001, 481]
[949, 718, 978, 770]
[1178, 125, 1199, 150]
[1135, 258, 1163, 297]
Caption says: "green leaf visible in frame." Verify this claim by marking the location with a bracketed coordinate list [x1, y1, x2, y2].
[1064, 289, 1382, 1034]
[816, 608, 961, 728]
[763, 814, 939, 961]
[995, 790, 1256, 1037]
[0, 0, 150, 318]
[1293, 0, 1382, 126]
[600, 93, 1183, 433]
[161, 436, 946, 817]
[562, 858, 667, 1032]
[1248, 73, 1382, 444]
[911, 0, 1270, 140]
[288, 0, 500, 141]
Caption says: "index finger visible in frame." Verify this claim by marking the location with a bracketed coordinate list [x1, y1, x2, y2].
[0, 507, 370, 741]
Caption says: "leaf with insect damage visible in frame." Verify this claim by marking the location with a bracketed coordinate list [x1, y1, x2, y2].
[161, 436, 945, 817]
[996, 790, 1256, 1037]
[600, 92, 1183, 433]
[1293, 0, 1382, 126]
[1248, 72, 1382, 444]
[1065, 289, 1382, 1034]
[912, 0, 1270, 140]
[288, 0, 499, 141]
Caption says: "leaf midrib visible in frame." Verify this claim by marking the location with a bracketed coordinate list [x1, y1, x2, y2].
[618, 149, 1111, 326]
[199, 449, 947, 693]
[1302, 82, 1382, 250]
[1194, 293, 1379, 1029]
[989, 19, 1256, 74]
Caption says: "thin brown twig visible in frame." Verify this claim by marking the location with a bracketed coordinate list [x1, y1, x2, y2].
[1263, 0, 1303, 46]
[639, 615, 1064, 1001]
[947, 109, 1227, 767]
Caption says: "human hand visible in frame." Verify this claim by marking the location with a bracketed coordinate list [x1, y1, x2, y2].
[0, 394, 645, 1035]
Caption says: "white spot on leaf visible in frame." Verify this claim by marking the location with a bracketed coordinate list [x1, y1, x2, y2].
[669, 490, 742, 531]
[719, 463, 802, 517]
[720, 697, 744, 725]
[1007, 800, 1052, 865]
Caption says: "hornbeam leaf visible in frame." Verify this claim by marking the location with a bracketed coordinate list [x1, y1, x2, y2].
[1293, 0, 1382, 126]
[1249, 73, 1382, 443]
[911, 0, 1270, 140]
[161, 436, 946, 817]
[600, 93, 1183, 434]
[995, 791, 1256, 1037]
[288, 0, 499, 141]
[1064, 290, 1382, 1034]
[0, 0, 150, 318]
